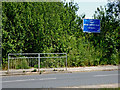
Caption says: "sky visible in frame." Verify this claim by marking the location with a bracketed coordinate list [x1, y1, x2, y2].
[65, 0, 108, 18]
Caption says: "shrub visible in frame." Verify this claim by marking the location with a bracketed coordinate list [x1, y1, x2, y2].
[23, 71, 26, 73]
[34, 64, 38, 68]
[31, 69, 37, 72]
[16, 59, 29, 69]
[94, 58, 99, 66]
[53, 69, 57, 71]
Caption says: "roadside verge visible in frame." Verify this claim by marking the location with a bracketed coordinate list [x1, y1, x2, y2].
[1, 65, 119, 76]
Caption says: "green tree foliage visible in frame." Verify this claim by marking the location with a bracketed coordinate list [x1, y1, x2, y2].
[93, 0, 120, 65]
[2, 2, 83, 67]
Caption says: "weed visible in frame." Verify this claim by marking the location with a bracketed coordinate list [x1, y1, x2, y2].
[31, 69, 37, 72]
[23, 71, 26, 73]
[53, 69, 57, 71]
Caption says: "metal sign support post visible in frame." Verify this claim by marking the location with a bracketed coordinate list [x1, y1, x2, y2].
[8, 54, 9, 73]
[38, 54, 40, 72]
[66, 53, 67, 71]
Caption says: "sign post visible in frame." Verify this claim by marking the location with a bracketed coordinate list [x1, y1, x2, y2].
[83, 19, 100, 33]
[38, 54, 40, 72]
[82, 19, 100, 65]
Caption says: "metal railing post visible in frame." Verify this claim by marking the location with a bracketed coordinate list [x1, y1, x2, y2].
[66, 53, 67, 71]
[8, 54, 9, 73]
[38, 54, 40, 72]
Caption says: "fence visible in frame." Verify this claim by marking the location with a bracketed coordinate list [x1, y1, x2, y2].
[8, 53, 67, 73]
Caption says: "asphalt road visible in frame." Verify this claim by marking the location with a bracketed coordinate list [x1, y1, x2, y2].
[2, 70, 118, 88]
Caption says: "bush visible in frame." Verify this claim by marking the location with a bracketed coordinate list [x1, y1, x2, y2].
[23, 71, 26, 73]
[34, 64, 38, 68]
[53, 69, 57, 71]
[31, 69, 37, 72]
[16, 59, 29, 69]
[94, 59, 99, 66]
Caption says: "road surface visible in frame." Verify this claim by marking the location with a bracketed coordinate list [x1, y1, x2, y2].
[2, 70, 118, 88]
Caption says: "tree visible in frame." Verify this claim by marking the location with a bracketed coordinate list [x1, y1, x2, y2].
[92, 0, 120, 65]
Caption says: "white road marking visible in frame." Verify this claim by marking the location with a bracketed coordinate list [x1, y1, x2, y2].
[2, 78, 56, 83]
[94, 74, 119, 77]
[39, 78, 56, 80]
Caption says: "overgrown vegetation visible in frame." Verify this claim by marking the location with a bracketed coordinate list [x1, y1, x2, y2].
[9, 59, 30, 69]
[31, 69, 37, 72]
[2, 1, 120, 69]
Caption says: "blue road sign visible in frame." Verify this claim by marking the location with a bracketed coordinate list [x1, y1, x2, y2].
[83, 19, 100, 33]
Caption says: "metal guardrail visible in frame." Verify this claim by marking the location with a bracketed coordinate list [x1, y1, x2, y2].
[8, 53, 67, 73]
[9, 56, 67, 59]
[9, 53, 67, 55]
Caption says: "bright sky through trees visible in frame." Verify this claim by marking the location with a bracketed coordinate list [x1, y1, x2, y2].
[64, 0, 107, 18]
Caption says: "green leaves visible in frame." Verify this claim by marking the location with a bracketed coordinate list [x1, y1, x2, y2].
[92, 0, 120, 65]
